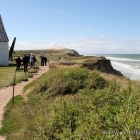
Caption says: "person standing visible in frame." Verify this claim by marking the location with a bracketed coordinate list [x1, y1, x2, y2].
[16, 55, 22, 71]
[44, 55, 47, 65]
[22, 54, 29, 72]
[40, 54, 43, 66]
[27, 53, 30, 65]
[29, 53, 34, 68]
[33, 54, 37, 67]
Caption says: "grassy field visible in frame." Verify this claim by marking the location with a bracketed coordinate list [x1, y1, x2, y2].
[0, 63, 39, 89]
[1, 49, 140, 139]
[14, 49, 77, 61]
[14, 49, 103, 64]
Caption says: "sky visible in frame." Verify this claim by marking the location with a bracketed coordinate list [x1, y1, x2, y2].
[1, 0, 140, 54]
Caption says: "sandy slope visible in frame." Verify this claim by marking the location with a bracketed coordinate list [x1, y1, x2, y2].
[46, 46, 65, 50]
[0, 65, 49, 140]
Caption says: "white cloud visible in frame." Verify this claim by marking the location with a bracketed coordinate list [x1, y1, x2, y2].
[11, 37, 140, 54]
[49, 42, 60, 47]
[109, 46, 120, 51]
[10, 40, 61, 50]
[65, 37, 140, 54]
[100, 34, 105, 37]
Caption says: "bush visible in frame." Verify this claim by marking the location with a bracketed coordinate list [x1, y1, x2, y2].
[46, 68, 89, 96]
[86, 70, 107, 89]
[28, 68, 107, 98]
[45, 68, 106, 97]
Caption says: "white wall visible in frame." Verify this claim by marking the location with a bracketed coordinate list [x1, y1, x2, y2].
[0, 42, 9, 66]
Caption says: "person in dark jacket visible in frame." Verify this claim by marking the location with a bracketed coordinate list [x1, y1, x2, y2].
[33, 54, 37, 67]
[22, 54, 29, 72]
[43, 55, 47, 65]
[39, 54, 43, 66]
[16, 55, 22, 71]
[27, 53, 30, 64]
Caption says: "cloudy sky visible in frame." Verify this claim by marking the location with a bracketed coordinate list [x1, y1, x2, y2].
[1, 0, 140, 54]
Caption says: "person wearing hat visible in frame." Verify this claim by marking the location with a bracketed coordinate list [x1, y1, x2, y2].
[16, 55, 22, 71]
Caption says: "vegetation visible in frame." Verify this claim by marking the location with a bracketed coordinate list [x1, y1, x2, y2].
[13, 49, 79, 62]
[1, 65, 140, 139]
[0, 66, 38, 89]
[0, 49, 100, 89]
[13, 49, 103, 64]
[1, 49, 140, 139]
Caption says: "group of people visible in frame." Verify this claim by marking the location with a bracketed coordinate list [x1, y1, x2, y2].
[39, 54, 48, 66]
[16, 53, 39, 72]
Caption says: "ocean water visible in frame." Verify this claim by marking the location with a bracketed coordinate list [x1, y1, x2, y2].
[86, 54, 140, 81]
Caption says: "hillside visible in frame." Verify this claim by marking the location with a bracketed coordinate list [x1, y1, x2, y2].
[13, 49, 123, 76]
[2, 49, 140, 139]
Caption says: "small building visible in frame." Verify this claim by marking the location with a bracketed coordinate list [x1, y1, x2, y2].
[0, 15, 9, 66]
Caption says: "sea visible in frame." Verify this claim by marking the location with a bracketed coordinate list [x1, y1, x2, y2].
[85, 54, 140, 81]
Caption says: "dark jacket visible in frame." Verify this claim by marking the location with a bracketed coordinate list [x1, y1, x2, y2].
[22, 56, 29, 64]
[16, 57, 22, 65]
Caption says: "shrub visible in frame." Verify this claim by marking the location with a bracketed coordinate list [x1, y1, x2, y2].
[46, 68, 89, 97]
[86, 70, 107, 89]
[29, 68, 107, 98]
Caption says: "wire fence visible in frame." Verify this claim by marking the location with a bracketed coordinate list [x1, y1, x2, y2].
[24, 101, 48, 139]
[8, 64, 48, 139]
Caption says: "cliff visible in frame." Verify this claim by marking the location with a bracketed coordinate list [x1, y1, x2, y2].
[55, 49, 123, 77]
[67, 49, 80, 56]
[82, 59, 123, 76]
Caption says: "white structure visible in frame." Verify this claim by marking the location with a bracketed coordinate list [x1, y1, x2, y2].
[0, 15, 9, 66]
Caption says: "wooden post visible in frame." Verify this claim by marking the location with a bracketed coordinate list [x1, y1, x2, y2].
[12, 71, 16, 103]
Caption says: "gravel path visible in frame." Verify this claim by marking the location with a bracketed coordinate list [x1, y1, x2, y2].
[0, 66, 49, 140]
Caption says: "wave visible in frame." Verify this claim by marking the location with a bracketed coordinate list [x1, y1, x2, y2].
[84, 54, 140, 81]
[106, 57, 140, 62]
[111, 61, 140, 80]
[84, 54, 140, 62]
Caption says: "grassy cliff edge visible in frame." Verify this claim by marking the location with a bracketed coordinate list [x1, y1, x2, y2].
[1, 49, 140, 139]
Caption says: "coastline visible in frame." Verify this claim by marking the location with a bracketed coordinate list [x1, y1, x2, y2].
[84, 54, 140, 81]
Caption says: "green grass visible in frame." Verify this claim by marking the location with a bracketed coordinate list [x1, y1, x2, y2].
[1, 49, 139, 139]
[13, 49, 102, 64]
[0, 95, 26, 139]
[1, 67, 140, 139]
[0, 65, 39, 89]
[14, 49, 77, 62]
[0, 67, 16, 88]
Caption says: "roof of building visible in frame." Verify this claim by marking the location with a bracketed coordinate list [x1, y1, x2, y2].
[0, 15, 9, 42]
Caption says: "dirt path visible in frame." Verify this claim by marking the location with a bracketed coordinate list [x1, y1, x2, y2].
[0, 66, 49, 140]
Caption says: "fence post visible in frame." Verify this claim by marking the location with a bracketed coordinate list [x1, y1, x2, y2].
[34, 63, 36, 71]
[12, 71, 16, 103]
